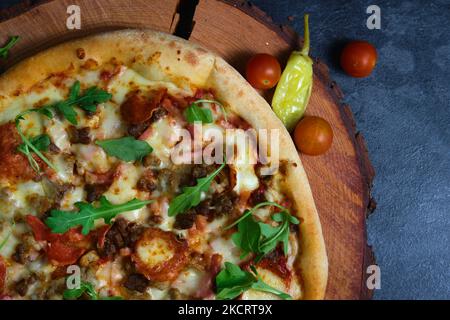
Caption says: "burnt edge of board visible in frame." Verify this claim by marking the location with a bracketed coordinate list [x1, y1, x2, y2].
[0, 0, 51, 23]
[221, 0, 377, 299]
[0, 0, 377, 299]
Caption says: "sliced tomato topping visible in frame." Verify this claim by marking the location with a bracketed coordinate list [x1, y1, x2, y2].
[46, 241, 85, 266]
[96, 225, 111, 249]
[0, 256, 6, 294]
[256, 247, 291, 284]
[0, 123, 42, 182]
[26, 215, 91, 266]
[26, 215, 50, 241]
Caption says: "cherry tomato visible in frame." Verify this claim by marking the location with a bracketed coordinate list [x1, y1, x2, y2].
[340, 41, 377, 78]
[294, 116, 333, 156]
[246, 53, 281, 90]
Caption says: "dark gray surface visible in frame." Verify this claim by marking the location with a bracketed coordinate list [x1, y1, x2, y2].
[1, 0, 449, 299]
[251, 0, 450, 299]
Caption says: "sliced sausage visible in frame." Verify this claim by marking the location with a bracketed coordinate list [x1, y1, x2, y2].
[132, 228, 188, 282]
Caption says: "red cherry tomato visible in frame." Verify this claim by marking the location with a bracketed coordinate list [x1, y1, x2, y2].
[294, 116, 333, 156]
[340, 41, 377, 78]
[246, 53, 281, 90]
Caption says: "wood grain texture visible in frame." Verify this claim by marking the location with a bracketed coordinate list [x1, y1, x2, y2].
[0, 0, 376, 299]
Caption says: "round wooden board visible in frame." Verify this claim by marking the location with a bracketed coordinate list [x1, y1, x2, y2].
[0, 0, 376, 299]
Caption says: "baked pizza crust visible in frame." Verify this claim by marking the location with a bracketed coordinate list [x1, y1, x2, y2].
[0, 29, 328, 299]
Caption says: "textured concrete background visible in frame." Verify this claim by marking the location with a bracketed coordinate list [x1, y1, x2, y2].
[1, 0, 449, 299]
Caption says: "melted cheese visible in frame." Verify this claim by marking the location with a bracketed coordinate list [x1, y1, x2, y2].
[0, 181, 46, 220]
[141, 117, 182, 168]
[59, 186, 85, 210]
[45, 118, 71, 152]
[240, 268, 288, 300]
[72, 144, 116, 175]
[0, 85, 64, 123]
[172, 268, 206, 296]
[136, 237, 174, 268]
[92, 102, 126, 140]
[209, 237, 241, 265]
[226, 130, 259, 194]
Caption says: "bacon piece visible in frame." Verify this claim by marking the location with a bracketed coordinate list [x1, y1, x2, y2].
[120, 89, 167, 124]
[192, 253, 222, 299]
[132, 228, 188, 283]
[0, 123, 42, 182]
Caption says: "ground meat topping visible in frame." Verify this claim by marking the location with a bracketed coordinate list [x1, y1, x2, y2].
[127, 120, 151, 138]
[136, 170, 157, 193]
[249, 185, 267, 206]
[209, 191, 238, 220]
[13, 274, 37, 297]
[173, 209, 196, 230]
[123, 273, 150, 293]
[150, 107, 168, 123]
[99, 218, 145, 259]
[67, 126, 91, 144]
[85, 183, 110, 203]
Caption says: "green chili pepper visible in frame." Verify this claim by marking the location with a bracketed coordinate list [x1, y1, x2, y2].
[272, 14, 313, 132]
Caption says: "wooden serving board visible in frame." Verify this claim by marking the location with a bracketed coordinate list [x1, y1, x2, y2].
[0, 0, 376, 299]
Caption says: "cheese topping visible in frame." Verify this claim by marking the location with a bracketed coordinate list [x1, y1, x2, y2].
[0, 56, 300, 301]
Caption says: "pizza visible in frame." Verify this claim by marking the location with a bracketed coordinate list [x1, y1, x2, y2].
[0, 30, 327, 300]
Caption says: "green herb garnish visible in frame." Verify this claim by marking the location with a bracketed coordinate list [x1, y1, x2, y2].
[184, 99, 227, 123]
[63, 281, 123, 300]
[17, 134, 50, 154]
[215, 262, 292, 300]
[225, 202, 299, 262]
[0, 221, 15, 252]
[95, 136, 153, 162]
[15, 109, 57, 173]
[53, 81, 112, 125]
[0, 36, 19, 59]
[168, 162, 225, 216]
[45, 196, 152, 235]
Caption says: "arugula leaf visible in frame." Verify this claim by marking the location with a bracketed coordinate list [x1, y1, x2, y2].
[63, 281, 123, 300]
[184, 102, 213, 123]
[184, 99, 228, 123]
[15, 110, 57, 173]
[45, 196, 152, 235]
[17, 134, 50, 154]
[53, 81, 112, 125]
[258, 211, 299, 259]
[168, 162, 225, 217]
[0, 36, 19, 59]
[215, 262, 292, 300]
[96, 136, 153, 162]
[0, 222, 15, 252]
[77, 86, 113, 112]
[225, 202, 299, 262]
[231, 214, 260, 259]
